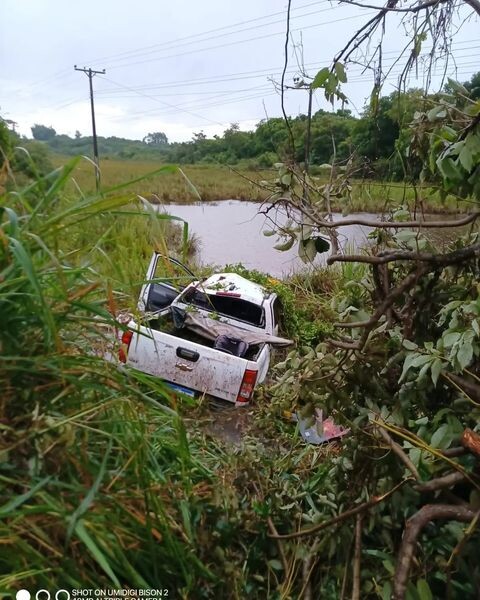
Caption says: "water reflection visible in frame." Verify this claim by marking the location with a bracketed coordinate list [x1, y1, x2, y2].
[158, 200, 375, 277]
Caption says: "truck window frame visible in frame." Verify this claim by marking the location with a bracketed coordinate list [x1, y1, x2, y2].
[181, 288, 266, 328]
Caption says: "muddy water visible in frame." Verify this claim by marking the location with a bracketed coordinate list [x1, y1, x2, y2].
[159, 200, 376, 276]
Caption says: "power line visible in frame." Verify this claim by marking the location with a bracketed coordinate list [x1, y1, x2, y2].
[100, 5, 339, 69]
[51, 52, 479, 117]
[85, 0, 331, 67]
[106, 12, 376, 71]
[105, 61, 479, 122]
[93, 39, 480, 94]
[98, 75, 228, 127]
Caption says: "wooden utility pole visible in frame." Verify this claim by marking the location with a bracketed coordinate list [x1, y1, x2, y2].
[74, 65, 106, 191]
[285, 80, 314, 175]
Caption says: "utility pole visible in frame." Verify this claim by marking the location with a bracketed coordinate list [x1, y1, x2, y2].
[285, 80, 314, 175]
[286, 79, 314, 203]
[304, 86, 313, 176]
[74, 65, 106, 191]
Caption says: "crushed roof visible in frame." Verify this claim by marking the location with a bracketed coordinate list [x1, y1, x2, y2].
[202, 273, 268, 305]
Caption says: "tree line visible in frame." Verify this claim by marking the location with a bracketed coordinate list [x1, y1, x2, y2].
[2, 72, 479, 181]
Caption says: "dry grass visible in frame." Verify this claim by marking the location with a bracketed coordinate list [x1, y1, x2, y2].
[51, 154, 468, 213]
[51, 155, 271, 202]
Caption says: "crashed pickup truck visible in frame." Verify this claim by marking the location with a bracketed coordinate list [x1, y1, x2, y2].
[119, 253, 293, 405]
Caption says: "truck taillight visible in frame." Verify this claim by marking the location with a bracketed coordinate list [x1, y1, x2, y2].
[236, 369, 257, 403]
[119, 330, 133, 363]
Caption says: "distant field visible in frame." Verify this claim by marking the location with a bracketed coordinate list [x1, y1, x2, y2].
[51, 155, 466, 213]
[51, 155, 270, 203]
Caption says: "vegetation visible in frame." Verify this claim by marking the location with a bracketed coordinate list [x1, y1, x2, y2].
[5, 71, 477, 182]
[2, 1, 480, 598]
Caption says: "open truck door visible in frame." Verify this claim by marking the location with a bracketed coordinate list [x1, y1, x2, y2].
[138, 253, 195, 313]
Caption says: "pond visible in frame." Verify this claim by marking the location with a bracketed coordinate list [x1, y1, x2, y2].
[159, 200, 376, 277]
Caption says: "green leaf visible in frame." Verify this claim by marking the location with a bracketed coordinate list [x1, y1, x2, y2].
[402, 339, 418, 351]
[431, 424, 449, 449]
[298, 238, 317, 263]
[411, 354, 432, 368]
[473, 320, 480, 336]
[437, 156, 462, 182]
[443, 331, 461, 348]
[399, 353, 419, 382]
[75, 522, 120, 585]
[457, 340, 473, 370]
[431, 358, 443, 386]
[0, 477, 51, 518]
[417, 579, 433, 600]
[312, 67, 330, 89]
[458, 141, 474, 172]
[447, 78, 469, 96]
[274, 237, 295, 251]
[381, 582, 392, 600]
[427, 106, 447, 121]
[334, 62, 347, 83]
[263, 229, 276, 237]
[66, 441, 112, 543]
[268, 559, 283, 571]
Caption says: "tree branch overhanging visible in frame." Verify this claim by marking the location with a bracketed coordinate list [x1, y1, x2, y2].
[394, 504, 478, 600]
[339, 0, 451, 13]
[328, 240, 480, 266]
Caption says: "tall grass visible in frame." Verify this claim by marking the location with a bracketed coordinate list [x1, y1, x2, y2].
[3, 155, 341, 598]
[0, 155, 219, 594]
[50, 155, 467, 213]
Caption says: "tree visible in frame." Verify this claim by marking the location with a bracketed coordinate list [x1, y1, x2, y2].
[0, 117, 12, 169]
[463, 71, 480, 100]
[143, 131, 168, 145]
[31, 124, 56, 141]
[262, 2, 480, 598]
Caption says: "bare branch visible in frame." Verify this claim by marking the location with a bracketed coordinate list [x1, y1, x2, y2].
[414, 471, 466, 493]
[281, 0, 296, 159]
[463, 0, 480, 16]
[351, 514, 363, 600]
[441, 446, 467, 458]
[323, 212, 479, 230]
[332, 268, 427, 349]
[328, 241, 480, 267]
[394, 504, 477, 600]
[268, 478, 414, 540]
[267, 516, 290, 575]
[339, 0, 450, 13]
[377, 425, 421, 480]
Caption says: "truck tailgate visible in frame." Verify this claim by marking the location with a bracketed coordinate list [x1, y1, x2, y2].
[126, 325, 253, 403]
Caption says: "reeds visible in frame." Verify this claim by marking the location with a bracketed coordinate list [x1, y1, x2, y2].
[0, 155, 219, 592]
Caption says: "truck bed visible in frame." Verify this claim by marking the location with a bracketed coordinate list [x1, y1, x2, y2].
[145, 311, 264, 361]
[126, 310, 270, 404]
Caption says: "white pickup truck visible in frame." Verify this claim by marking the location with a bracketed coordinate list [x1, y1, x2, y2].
[118, 253, 292, 405]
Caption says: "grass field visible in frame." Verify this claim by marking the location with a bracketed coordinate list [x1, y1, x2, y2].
[51, 154, 468, 213]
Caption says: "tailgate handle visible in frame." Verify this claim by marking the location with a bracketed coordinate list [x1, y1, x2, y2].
[176, 347, 199, 362]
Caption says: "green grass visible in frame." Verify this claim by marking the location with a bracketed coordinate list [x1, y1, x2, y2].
[51, 155, 270, 203]
[0, 154, 343, 598]
[50, 154, 470, 213]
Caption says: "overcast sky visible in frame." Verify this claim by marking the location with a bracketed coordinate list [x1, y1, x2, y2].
[1, 0, 478, 142]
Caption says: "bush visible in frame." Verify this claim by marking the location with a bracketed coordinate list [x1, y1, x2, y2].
[11, 140, 54, 178]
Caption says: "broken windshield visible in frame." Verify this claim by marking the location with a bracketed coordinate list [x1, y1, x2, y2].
[182, 288, 265, 328]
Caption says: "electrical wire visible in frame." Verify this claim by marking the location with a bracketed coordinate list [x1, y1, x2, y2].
[85, 0, 332, 66]
[106, 12, 376, 71]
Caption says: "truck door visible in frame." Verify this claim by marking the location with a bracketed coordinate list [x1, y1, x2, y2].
[138, 253, 195, 313]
